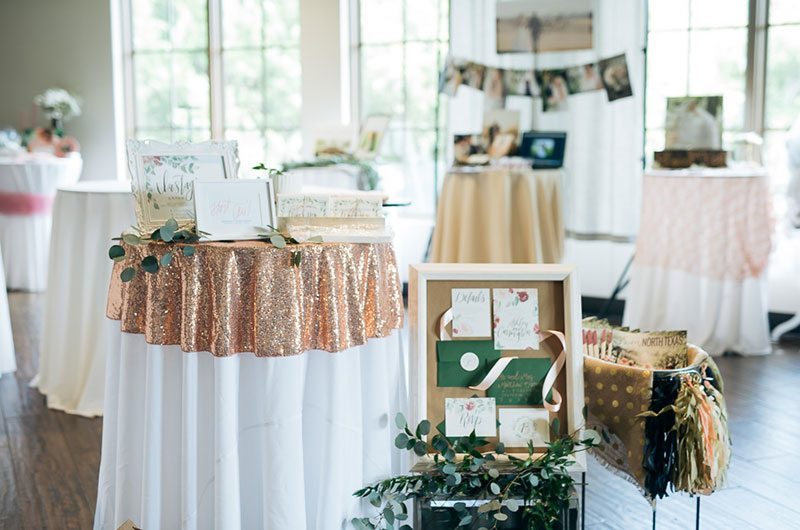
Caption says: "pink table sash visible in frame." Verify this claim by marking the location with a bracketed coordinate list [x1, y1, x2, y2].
[634, 173, 772, 280]
[0, 190, 55, 215]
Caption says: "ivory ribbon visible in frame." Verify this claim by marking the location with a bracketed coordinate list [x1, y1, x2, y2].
[0, 190, 54, 215]
[437, 307, 567, 412]
[469, 329, 567, 413]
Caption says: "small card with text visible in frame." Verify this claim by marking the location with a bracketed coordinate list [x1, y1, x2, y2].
[492, 288, 539, 350]
[451, 288, 491, 338]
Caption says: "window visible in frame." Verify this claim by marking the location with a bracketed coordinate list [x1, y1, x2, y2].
[122, 0, 302, 167]
[644, 0, 750, 157]
[354, 0, 450, 214]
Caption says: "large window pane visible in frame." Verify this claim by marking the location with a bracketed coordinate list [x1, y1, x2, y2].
[224, 50, 266, 130]
[688, 28, 747, 130]
[360, 0, 403, 43]
[171, 0, 208, 49]
[769, 0, 800, 25]
[648, 0, 689, 31]
[134, 53, 172, 129]
[361, 44, 405, 118]
[171, 52, 211, 132]
[265, 47, 302, 128]
[405, 43, 443, 129]
[223, 0, 265, 48]
[646, 31, 689, 129]
[405, 0, 444, 41]
[765, 25, 800, 130]
[689, 0, 748, 29]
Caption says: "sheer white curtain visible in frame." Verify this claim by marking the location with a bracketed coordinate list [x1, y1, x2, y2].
[448, 0, 645, 238]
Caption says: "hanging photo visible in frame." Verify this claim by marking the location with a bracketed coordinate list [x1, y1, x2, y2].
[496, 0, 593, 54]
[503, 69, 539, 97]
[565, 62, 604, 94]
[463, 62, 486, 90]
[482, 109, 520, 158]
[539, 69, 570, 112]
[482, 68, 507, 110]
[598, 54, 633, 102]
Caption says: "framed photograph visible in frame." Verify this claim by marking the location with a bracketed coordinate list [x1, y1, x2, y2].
[496, 0, 593, 54]
[355, 115, 391, 159]
[665, 96, 723, 150]
[482, 109, 520, 158]
[598, 54, 633, 102]
[409, 264, 586, 469]
[194, 179, 276, 240]
[126, 139, 239, 232]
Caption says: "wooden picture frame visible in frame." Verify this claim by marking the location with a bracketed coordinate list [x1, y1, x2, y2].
[409, 263, 586, 471]
[126, 139, 239, 231]
[193, 179, 276, 240]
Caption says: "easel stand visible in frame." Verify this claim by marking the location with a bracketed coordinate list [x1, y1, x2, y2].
[650, 496, 701, 530]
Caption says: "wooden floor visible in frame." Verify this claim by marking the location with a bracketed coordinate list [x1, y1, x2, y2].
[2, 292, 799, 529]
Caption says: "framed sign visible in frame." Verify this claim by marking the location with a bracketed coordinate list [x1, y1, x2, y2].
[409, 264, 585, 470]
[126, 139, 239, 231]
[194, 179, 276, 240]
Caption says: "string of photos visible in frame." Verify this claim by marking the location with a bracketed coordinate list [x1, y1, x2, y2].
[439, 53, 633, 112]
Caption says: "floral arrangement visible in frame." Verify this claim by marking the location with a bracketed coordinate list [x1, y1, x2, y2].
[351, 413, 601, 530]
[34, 88, 82, 123]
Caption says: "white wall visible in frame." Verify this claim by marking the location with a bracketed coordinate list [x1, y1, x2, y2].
[0, 0, 119, 181]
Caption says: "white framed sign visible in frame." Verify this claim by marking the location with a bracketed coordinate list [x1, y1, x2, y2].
[194, 179, 276, 240]
[126, 139, 239, 231]
[408, 263, 586, 470]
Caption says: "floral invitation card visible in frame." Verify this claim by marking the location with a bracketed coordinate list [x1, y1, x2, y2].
[451, 288, 492, 337]
[492, 288, 540, 350]
[444, 397, 497, 437]
[498, 408, 550, 447]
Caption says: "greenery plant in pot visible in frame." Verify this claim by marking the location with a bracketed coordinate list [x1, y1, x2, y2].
[351, 414, 601, 530]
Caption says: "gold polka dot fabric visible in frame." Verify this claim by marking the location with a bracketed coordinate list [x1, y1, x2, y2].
[106, 241, 404, 357]
[584, 356, 653, 488]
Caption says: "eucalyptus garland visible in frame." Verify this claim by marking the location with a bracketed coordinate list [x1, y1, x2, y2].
[351, 414, 601, 530]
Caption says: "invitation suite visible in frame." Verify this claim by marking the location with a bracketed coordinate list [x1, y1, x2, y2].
[492, 288, 540, 350]
[444, 397, 497, 437]
[451, 288, 491, 337]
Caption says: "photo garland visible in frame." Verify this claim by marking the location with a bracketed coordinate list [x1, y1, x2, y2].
[439, 53, 633, 111]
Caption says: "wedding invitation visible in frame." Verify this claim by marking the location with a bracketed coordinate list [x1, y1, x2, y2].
[451, 288, 491, 338]
[436, 340, 500, 387]
[485, 358, 552, 405]
[444, 397, 497, 437]
[498, 408, 550, 447]
[492, 288, 540, 350]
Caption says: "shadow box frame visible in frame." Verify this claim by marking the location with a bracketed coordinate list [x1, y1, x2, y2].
[408, 263, 586, 472]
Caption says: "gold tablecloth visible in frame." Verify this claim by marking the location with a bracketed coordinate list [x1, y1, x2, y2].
[107, 241, 404, 357]
[430, 167, 564, 263]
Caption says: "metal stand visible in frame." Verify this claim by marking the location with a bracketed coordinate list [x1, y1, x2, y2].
[652, 506, 657, 530]
[695, 496, 701, 530]
[581, 472, 586, 530]
[599, 253, 634, 319]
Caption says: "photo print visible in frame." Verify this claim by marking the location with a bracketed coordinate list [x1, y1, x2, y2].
[496, 0, 593, 54]
[566, 62, 604, 94]
[463, 62, 487, 90]
[504, 69, 539, 97]
[482, 109, 520, 158]
[539, 69, 570, 112]
[598, 54, 633, 102]
[482, 67, 507, 110]
[665, 96, 723, 150]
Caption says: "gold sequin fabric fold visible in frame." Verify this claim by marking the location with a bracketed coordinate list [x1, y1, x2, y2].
[106, 241, 404, 357]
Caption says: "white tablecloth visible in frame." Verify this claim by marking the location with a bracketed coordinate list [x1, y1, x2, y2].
[0, 243, 15, 378]
[0, 154, 82, 290]
[623, 167, 772, 355]
[94, 327, 407, 530]
[32, 180, 134, 416]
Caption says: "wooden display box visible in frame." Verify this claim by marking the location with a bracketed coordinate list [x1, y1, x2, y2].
[408, 264, 586, 471]
[654, 149, 727, 168]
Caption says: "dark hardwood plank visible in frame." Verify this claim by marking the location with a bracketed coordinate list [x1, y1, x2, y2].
[0, 426, 23, 528]
[6, 413, 94, 529]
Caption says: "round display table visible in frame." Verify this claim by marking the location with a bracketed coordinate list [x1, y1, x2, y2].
[430, 166, 564, 264]
[94, 241, 406, 530]
[32, 180, 135, 416]
[0, 153, 82, 290]
[623, 166, 772, 355]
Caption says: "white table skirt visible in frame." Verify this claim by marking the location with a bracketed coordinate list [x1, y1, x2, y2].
[95, 326, 407, 530]
[0, 154, 82, 290]
[0, 243, 15, 377]
[32, 180, 135, 416]
[623, 265, 771, 355]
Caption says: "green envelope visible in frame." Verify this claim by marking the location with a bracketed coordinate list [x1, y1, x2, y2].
[436, 340, 501, 387]
[486, 358, 553, 405]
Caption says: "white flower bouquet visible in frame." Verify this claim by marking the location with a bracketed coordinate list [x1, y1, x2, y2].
[34, 88, 82, 122]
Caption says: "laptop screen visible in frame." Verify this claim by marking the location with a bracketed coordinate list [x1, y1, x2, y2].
[519, 132, 567, 168]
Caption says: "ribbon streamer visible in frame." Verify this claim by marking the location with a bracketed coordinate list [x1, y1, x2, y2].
[438, 307, 453, 341]
[469, 329, 567, 413]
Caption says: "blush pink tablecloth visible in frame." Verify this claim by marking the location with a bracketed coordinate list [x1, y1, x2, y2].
[624, 167, 773, 355]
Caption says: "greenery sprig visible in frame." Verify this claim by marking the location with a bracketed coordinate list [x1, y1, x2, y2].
[351, 414, 601, 530]
[108, 218, 200, 282]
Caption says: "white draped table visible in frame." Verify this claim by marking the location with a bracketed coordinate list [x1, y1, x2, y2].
[0, 243, 15, 378]
[95, 241, 406, 530]
[32, 180, 135, 416]
[623, 167, 773, 355]
[277, 164, 363, 195]
[0, 153, 82, 290]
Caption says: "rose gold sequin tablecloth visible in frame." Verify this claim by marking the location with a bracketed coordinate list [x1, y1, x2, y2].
[106, 240, 404, 357]
[623, 167, 773, 355]
[430, 167, 564, 264]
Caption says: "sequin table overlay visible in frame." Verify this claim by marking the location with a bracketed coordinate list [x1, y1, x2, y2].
[107, 241, 404, 357]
